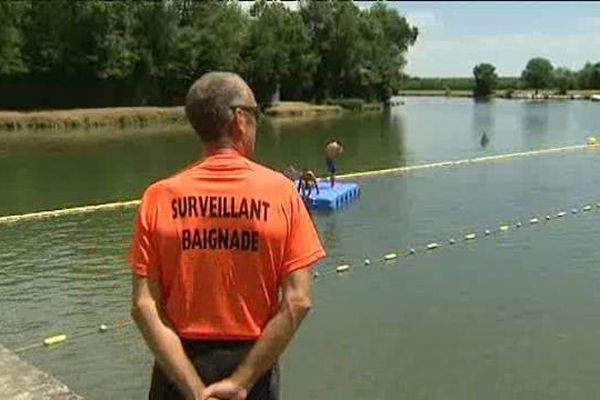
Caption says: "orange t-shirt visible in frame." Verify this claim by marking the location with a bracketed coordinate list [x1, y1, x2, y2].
[129, 149, 326, 340]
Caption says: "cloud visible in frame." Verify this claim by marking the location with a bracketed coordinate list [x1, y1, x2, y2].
[406, 32, 600, 77]
[406, 11, 444, 31]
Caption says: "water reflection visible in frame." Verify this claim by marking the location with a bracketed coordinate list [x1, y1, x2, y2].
[521, 102, 550, 148]
[321, 214, 338, 247]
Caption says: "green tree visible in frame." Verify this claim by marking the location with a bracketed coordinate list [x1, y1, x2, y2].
[22, 0, 139, 79]
[300, 1, 417, 102]
[472, 63, 497, 98]
[578, 62, 600, 89]
[553, 67, 576, 94]
[521, 57, 554, 90]
[363, 3, 418, 101]
[131, 1, 180, 103]
[243, 0, 316, 104]
[300, 0, 348, 101]
[0, 0, 420, 108]
[0, 1, 27, 75]
[165, 1, 248, 99]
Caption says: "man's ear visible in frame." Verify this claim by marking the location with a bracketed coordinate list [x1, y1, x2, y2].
[230, 110, 244, 142]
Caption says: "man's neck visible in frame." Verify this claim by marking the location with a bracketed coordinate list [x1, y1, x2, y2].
[204, 139, 234, 154]
[203, 140, 248, 158]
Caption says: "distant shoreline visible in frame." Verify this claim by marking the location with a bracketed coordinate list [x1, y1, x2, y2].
[397, 89, 600, 100]
[2, 92, 596, 132]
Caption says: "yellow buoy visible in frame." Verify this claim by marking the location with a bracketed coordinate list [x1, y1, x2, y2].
[384, 253, 397, 261]
[336, 265, 350, 273]
[427, 243, 439, 250]
[464, 233, 476, 240]
[587, 136, 598, 146]
[43, 334, 67, 347]
[500, 225, 509, 232]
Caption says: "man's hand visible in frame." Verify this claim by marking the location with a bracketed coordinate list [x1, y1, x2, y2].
[201, 379, 247, 400]
[131, 276, 206, 399]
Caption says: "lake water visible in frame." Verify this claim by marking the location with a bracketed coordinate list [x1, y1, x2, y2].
[2, 98, 600, 399]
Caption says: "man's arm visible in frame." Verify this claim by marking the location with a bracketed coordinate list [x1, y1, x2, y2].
[201, 267, 313, 399]
[131, 275, 206, 400]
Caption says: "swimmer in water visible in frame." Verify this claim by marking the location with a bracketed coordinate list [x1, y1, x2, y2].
[480, 130, 489, 148]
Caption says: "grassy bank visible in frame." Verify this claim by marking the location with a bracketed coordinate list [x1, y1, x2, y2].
[0, 107, 188, 131]
[265, 99, 383, 118]
[0, 102, 350, 131]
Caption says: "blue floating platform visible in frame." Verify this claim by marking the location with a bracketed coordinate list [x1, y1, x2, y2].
[302, 182, 360, 211]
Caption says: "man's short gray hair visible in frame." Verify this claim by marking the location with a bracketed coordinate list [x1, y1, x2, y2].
[185, 72, 248, 143]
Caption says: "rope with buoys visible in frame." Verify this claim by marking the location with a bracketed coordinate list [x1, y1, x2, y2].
[13, 320, 133, 354]
[0, 141, 597, 226]
[314, 200, 600, 280]
[10, 199, 600, 353]
[0, 200, 140, 225]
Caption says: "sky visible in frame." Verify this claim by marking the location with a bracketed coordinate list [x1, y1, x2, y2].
[242, 1, 600, 77]
[385, 1, 600, 77]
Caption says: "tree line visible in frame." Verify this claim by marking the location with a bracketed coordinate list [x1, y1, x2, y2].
[401, 77, 518, 92]
[0, 0, 418, 110]
[473, 58, 600, 98]
[401, 59, 600, 99]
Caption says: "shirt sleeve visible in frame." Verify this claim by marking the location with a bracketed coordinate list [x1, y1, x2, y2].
[129, 186, 160, 278]
[281, 187, 326, 276]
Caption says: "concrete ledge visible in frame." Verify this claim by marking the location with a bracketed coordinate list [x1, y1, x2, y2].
[0, 344, 83, 399]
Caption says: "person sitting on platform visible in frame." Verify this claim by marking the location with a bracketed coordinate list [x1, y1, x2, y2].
[297, 169, 319, 209]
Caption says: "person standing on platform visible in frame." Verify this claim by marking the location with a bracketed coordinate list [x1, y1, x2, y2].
[325, 139, 343, 188]
[129, 71, 326, 400]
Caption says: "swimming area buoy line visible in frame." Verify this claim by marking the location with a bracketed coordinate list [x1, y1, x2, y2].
[13, 320, 133, 354]
[0, 141, 596, 225]
[10, 198, 600, 354]
[314, 200, 600, 280]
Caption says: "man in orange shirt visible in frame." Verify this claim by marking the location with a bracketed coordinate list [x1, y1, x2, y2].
[130, 72, 326, 400]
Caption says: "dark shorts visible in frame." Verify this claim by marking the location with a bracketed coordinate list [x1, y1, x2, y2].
[149, 339, 280, 400]
[326, 158, 336, 174]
